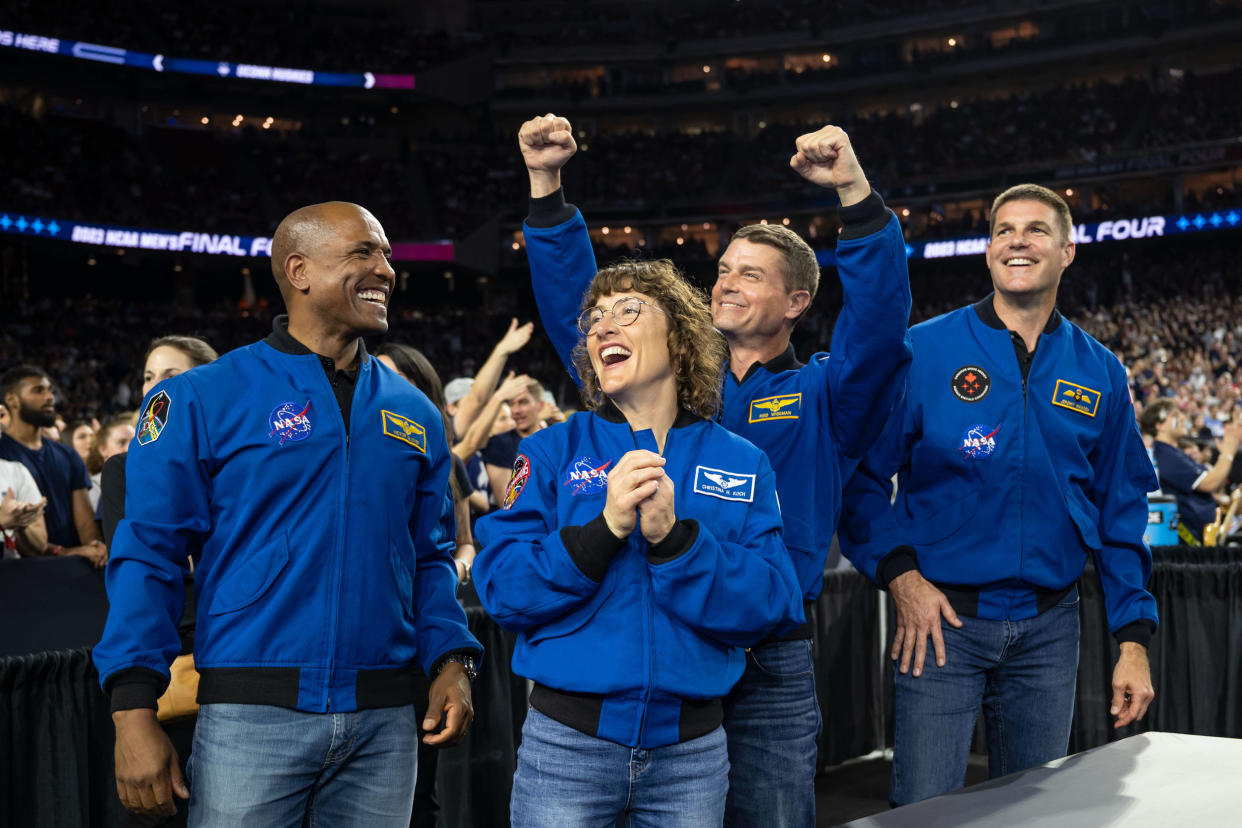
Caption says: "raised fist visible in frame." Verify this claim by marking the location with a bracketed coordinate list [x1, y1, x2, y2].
[519, 113, 577, 175]
[790, 125, 871, 207]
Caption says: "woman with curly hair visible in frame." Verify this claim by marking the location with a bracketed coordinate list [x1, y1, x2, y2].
[475, 259, 802, 827]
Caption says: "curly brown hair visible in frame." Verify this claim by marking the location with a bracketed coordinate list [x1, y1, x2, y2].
[571, 259, 727, 419]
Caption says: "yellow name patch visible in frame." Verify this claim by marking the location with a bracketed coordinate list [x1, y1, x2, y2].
[749, 393, 801, 423]
[1051, 380, 1101, 418]
[382, 410, 426, 451]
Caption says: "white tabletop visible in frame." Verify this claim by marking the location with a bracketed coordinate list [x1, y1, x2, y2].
[841, 733, 1242, 827]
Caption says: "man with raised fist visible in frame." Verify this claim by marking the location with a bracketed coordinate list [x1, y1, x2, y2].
[839, 184, 1157, 806]
[517, 113, 912, 827]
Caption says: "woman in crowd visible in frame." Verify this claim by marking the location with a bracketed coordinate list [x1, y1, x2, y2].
[474, 259, 802, 827]
[86, 418, 136, 513]
[63, 419, 96, 466]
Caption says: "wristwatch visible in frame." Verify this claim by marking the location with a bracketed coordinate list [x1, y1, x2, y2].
[436, 652, 478, 682]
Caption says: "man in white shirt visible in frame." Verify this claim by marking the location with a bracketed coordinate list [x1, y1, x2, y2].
[0, 459, 48, 558]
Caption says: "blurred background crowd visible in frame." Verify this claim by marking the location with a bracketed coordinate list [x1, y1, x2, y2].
[2, 0, 1240, 541]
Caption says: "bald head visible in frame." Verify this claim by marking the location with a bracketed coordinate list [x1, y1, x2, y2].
[271, 202, 379, 294]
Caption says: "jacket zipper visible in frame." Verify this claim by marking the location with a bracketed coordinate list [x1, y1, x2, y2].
[630, 425, 672, 744]
[324, 365, 355, 711]
[1015, 332, 1036, 603]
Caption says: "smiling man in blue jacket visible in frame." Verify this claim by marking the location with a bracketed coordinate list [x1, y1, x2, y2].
[94, 202, 481, 827]
[517, 114, 912, 827]
[840, 184, 1158, 806]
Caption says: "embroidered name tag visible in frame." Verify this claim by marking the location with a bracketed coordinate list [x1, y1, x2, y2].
[748, 393, 801, 423]
[382, 410, 426, 452]
[693, 466, 755, 503]
[1051, 380, 1101, 418]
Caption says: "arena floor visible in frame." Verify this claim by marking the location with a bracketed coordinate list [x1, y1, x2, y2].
[816, 753, 989, 826]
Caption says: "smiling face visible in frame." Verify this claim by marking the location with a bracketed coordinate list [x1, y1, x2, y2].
[508, 388, 541, 437]
[143, 345, 199, 397]
[585, 291, 676, 409]
[712, 238, 809, 344]
[288, 203, 395, 338]
[985, 199, 1075, 302]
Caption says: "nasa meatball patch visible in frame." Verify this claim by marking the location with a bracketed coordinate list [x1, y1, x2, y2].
[959, 424, 1000, 459]
[563, 456, 611, 496]
[268, 400, 313, 446]
[951, 365, 991, 403]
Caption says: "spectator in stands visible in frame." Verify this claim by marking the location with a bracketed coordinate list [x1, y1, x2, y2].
[841, 184, 1157, 806]
[482, 378, 559, 506]
[0, 460, 47, 559]
[85, 418, 135, 512]
[446, 319, 534, 440]
[63, 419, 96, 466]
[94, 202, 480, 825]
[0, 366, 107, 567]
[1141, 399, 1240, 543]
[474, 258, 802, 828]
[445, 377, 492, 515]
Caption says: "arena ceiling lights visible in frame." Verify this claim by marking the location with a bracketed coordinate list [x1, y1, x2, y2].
[1, 28, 414, 90]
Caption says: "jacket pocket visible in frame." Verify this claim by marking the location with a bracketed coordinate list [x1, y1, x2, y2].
[1064, 488, 1102, 551]
[208, 535, 290, 616]
[908, 492, 979, 546]
[389, 539, 415, 624]
[526, 586, 613, 646]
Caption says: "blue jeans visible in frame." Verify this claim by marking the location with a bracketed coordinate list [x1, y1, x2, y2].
[890, 591, 1081, 806]
[721, 639, 821, 828]
[510, 708, 729, 828]
[186, 703, 418, 828]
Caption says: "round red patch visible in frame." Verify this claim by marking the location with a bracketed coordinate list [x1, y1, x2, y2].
[951, 365, 991, 403]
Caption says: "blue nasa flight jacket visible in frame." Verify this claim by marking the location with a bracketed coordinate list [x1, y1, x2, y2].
[839, 296, 1158, 643]
[93, 323, 481, 712]
[523, 190, 912, 605]
[473, 406, 804, 749]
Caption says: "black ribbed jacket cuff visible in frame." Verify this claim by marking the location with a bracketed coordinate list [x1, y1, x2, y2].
[560, 514, 626, 582]
[838, 190, 891, 240]
[526, 188, 578, 228]
[107, 667, 169, 712]
[1113, 620, 1155, 649]
[876, 545, 919, 589]
[647, 519, 698, 565]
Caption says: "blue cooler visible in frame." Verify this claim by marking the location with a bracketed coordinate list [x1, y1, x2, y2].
[1144, 495, 1180, 546]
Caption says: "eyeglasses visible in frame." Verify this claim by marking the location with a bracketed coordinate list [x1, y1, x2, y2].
[577, 297, 664, 335]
